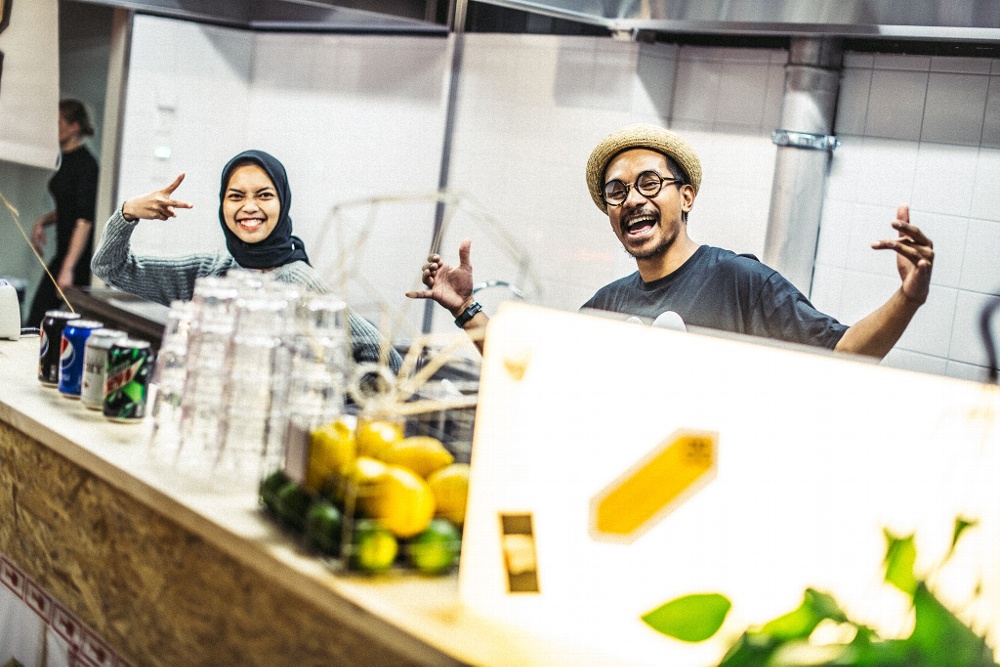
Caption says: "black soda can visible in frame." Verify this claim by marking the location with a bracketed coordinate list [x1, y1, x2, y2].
[39, 310, 81, 385]
[58, 319, 104, 398]
[103, 339, 154, 422]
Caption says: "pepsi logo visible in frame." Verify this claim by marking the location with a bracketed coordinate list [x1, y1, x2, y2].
[60, 336, 74, 368]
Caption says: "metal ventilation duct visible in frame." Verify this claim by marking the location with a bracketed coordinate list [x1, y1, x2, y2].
[478, 0, 1000, 41]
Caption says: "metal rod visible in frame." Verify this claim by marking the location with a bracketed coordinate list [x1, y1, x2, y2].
[422, 0, 468, 334]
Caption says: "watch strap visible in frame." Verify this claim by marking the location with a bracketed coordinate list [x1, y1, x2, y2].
[454, 301, 483, 328]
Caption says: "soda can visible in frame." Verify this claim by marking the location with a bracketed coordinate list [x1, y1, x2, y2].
[80, 328, 128, 410]
[59, 319, 105, 398]
[39, 310, 81, 385]
[104, 339, 154, 422]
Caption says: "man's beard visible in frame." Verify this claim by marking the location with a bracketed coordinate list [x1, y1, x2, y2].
[624, 232, 673, 261]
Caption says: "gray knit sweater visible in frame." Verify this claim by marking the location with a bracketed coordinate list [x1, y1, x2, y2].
[92, 209, 401, 372]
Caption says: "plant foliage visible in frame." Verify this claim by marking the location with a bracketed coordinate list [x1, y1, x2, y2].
[642, 517, 997, 666]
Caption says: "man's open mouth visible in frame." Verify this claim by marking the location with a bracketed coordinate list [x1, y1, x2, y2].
[623, 213, 657, 237]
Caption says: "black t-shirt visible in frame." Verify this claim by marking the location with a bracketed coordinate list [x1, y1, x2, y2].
[581, 245, 848, 349]
[49, 145, 99, 281]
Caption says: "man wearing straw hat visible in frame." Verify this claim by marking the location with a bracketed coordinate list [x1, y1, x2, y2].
[408, 124, 933, 359]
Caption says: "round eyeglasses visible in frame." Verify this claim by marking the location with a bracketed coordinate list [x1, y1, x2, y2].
[602, 171, 684, 207]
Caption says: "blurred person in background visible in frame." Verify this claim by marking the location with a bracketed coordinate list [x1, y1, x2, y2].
[28, 99, 100, 327]
[91, 149, 401, 372]
[408, 124, 934, 360]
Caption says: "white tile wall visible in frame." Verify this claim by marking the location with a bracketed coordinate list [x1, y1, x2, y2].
[920, 73, 988, 146]
[981, 77, 1000, 147]
[970, 148, 1000, 219]
[833, 68, 871, 136]
[815, 51, 1000, 379]
[959, 218, 1000, 294]
[882, 348, 948, 375]
[949, 290, 1000, 367]
[854, 138, 918, 207]
[865, 70, 928, 141]
[911, 143, 977, 217]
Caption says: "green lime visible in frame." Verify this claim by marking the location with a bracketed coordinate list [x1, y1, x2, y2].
[406, 518, 461, 575]
[349, 519, 398, 573]
[306, 500, 343, 556]
[274, 481, 311, 532]
[260, 469, 291, 515]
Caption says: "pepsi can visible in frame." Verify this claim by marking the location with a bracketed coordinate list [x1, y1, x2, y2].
[104, 339, 153, 422]
[39, 310, 81, 385]
[58, 319, 104, 398]
[81, 329, 128, 410]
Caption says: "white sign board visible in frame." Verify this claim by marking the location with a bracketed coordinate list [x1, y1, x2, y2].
[460, 302, 1000, 666]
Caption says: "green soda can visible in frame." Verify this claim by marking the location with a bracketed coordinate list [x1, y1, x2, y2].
[103, 339, 154, 422]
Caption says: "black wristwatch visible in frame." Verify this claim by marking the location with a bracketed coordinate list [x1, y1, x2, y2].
[454, 301, 482, 328]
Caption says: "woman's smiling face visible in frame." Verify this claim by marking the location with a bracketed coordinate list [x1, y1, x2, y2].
[222, 163, 280, 244]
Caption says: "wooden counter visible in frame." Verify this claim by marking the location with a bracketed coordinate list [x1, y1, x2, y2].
[0, 336, 572, 666]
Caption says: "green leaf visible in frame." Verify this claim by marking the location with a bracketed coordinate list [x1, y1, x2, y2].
[948, 517, 979, 561]
[906, 582, 996, 667]
[718, 631, 778, 666]
[845, 638, 914, 667]
[883, 529, 918, 596]
[759, 588, 847, 641]
[641, 592, 731, 642]
[767, 639, 851, 666]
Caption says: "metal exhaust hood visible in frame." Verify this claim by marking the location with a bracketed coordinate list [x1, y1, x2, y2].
[74, 0, 449, 33]
[475, 0, 1000, 42]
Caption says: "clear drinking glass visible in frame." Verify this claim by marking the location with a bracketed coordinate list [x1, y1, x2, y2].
[262, 282, 304, 476]
[148, 300, 196, 462]
[280, 294, 350, 485]
[175, 276, 239, 478]
[215, 292, 288, 486]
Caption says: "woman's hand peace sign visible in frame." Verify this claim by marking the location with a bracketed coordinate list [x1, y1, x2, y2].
[121, 173, 194, 222]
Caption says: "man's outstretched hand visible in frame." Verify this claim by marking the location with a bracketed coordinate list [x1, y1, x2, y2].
[405, 238, 476, 318]
[871, 204, 934, 305]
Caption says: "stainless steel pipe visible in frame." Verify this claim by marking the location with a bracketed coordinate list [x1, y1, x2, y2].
[763, 37, 842, 295]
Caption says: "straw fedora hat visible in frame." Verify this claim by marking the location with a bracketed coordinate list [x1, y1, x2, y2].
[586, 124, 702, 213]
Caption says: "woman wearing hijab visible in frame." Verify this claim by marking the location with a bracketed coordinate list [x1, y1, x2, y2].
[91, 149, 400, 371]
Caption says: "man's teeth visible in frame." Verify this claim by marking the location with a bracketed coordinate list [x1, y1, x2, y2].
[626, 215, 655, 231]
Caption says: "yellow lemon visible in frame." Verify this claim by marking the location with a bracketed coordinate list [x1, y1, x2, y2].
[338, 456, 390, 506]
[355, 414, 404, 459]
[358, 465, 435, 539]
[427, 463, 470, 528]
[382, 435, 454, 479]
[306, 418, 357, 493]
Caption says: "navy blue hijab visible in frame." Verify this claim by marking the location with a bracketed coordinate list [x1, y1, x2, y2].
[219, 150, 310, 269]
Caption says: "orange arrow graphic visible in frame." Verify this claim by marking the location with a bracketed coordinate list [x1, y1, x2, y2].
[591, 430, 718, 542]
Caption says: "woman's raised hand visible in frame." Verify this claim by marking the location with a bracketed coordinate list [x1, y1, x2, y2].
[121, 173, 194, 221]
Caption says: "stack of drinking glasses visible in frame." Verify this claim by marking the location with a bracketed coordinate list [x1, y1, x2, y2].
[148, 272, 351, 492]
[148, 299, 196, 461]
[281, 294, 350, 480]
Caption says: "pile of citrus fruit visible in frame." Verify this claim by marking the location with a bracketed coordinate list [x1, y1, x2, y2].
[259, 413, 470, 576]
